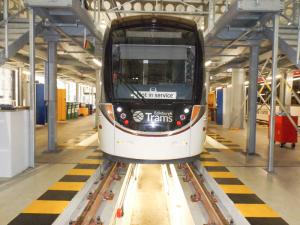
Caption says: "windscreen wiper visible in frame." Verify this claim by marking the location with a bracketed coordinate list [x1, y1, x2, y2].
[117, 76, 148, 104]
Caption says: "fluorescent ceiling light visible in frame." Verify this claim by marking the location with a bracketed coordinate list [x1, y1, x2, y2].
[93, 58, 102, 67]
[205, 60, 212, 67]
[244, 81, 249, 85]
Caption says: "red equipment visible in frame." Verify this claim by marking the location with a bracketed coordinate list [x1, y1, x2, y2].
[269, 115, 298, 148]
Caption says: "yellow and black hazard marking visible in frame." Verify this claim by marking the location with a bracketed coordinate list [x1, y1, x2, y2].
[8, 149, 103, 225]
[200, 152, 289, 225]
[207, 130, 244, 153]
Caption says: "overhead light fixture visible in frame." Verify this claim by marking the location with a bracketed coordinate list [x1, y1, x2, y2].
[288, 22, 292, 26]
[205, 60, 212, 67]
[227, 68, 232, 73]
[93, 58, 102, 67]
[244, 81, 249, 85]
[216, 87, 222, 90]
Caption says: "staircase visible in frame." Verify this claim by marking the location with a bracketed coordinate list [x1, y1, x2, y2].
[0, 3, 42, 66]
[265, 23, 300, 68]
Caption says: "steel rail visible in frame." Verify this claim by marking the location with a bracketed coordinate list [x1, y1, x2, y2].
[73, 162, 119, 225]
[184, 163, 230, 225]
[109, 163, 136, 224]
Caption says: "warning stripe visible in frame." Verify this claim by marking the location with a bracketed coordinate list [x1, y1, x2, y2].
[207, 131, 244, 153]
[200, 152, 289, 225]
[8, 149, 102, 225]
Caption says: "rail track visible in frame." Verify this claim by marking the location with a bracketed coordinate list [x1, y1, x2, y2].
[180, 163, 231, 225]
[67, 161, 239, 225]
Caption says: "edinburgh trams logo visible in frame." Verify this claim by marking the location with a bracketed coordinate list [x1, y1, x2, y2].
[133, 110, 173, 123]
[133, 111, 144, 122]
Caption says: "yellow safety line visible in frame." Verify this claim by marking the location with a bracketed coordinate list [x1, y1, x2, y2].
[208, 171, 237, 178]
[79, 159, 103, 165]
[89, 152, 103, 157]
[48, 182, 85, 191]
[23, 200, 69, 214]
[67, 169, 96, 176]
[235, 204, 280, 218]
[200, 154, 214, 158]
[202, 161, 224, 167]
[220, 185, 254, 194]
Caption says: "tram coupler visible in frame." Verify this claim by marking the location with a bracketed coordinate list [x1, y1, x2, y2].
[191, 193, 201, 202]
[103, 190, 114, 200]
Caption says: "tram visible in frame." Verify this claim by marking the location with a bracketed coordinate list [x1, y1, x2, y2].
[98, 16, 207, 162]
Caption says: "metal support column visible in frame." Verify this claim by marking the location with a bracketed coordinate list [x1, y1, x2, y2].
[4, 0, 8, 58]
[246, 42, 260, 155]
[231, 68, 245, 129]
[29, 9, 36, 167]
[208, 0, 215, 32]
[44, 31, 60, 152]
[268, 13, 280, 173]
[76, 83, 79, 103]
[279, 72, 285, 112]
[284, 71, 293, 113]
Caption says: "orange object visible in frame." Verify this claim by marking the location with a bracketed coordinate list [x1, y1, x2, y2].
[79, 107, 89, 116]
[116, 208, 123, 218]
[208, 92, 216, 109]
[57, 89, 66, 121]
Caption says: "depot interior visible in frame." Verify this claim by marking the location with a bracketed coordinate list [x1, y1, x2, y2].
[0, 0, 300, 225]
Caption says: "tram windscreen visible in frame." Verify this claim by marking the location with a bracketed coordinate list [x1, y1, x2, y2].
[111, 27, 196, 101]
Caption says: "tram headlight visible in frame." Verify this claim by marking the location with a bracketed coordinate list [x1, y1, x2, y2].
[100, 103, 115, 122]
[116, 106, 123, 112]
[184, 108, 190, 114]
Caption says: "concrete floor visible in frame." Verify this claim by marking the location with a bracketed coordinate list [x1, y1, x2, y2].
[0, 115, 97, 225]
[207, 123, 300, 225]
[130, 165, 171, 225]
[1, 117, 299, 225]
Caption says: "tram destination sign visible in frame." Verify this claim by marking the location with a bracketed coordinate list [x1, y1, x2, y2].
[133, 91, 177, 99]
